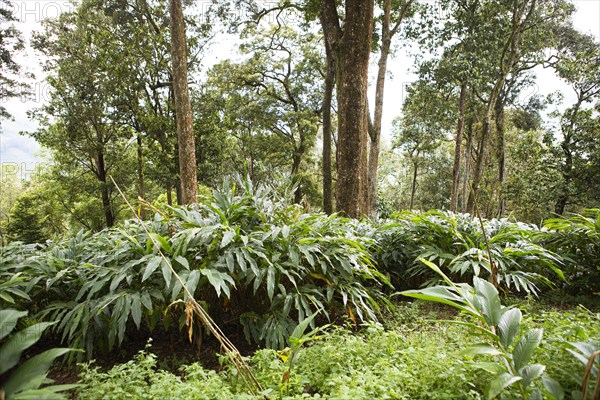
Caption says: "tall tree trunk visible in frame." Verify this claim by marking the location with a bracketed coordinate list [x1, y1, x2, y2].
[450, 83, 467, 212]
[97, 151, 115, 227]
[495, 95, 506, 217]
[555, 100, 583, 215]
[292, 146, 303, 204]
[368, 0, 412, 217]
[368, 0, 390, 218]
[410, 160, 418, 210]
[166, 181, 173, 206]
[170, 0, 197, 205]
[462, 117, 474, 212]
[136, 132, 146, 219]
[468, 83, 502, 213]
[321, 31, 335, 215]
[555, 142, 571, 215]
[334, 0, 374, 218]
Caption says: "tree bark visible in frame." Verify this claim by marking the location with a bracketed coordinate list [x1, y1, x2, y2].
[97, 150, 115, 227]
[368, 0, 391, 218]
[494, 94, 506, 217]
[555, 99, 583, 215]
[410, 159, 418, 210]
[170, 0, 198, 205]
[468, 84, 501, 213]
[368, 0, 412, 218]
[136, 132, 146, 219]
[334, 0, 374, 218]
[462, 117, 474, 212]
[320, 11, 335, 215]
[450, 83, 467, 212]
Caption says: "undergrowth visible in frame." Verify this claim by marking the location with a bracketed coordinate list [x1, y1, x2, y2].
[75, 302, 598, 400]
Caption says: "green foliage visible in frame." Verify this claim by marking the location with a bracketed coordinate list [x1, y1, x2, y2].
[6, 191, 46, 244]
[376, 210, 564, 295]
[542, 209, 600, 295]
[0, 309, 77, 400]
[77, 344, 234, 400]
[72, 298, 600, 399]
[401, 260, 563, 399]
[0, 176, 388, 361]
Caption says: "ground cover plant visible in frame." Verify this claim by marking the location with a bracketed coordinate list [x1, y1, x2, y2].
[72, 302, 599, 399]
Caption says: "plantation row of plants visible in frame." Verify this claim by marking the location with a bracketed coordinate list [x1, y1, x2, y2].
[1, 178, 599, 399]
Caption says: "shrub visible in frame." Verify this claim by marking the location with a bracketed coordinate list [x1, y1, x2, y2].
[376, 210, 564, 295]
[542, 209, 600, 295]
[0, 176, 389, 360]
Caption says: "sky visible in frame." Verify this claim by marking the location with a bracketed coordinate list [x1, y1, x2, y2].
[1, 0, 599, 173]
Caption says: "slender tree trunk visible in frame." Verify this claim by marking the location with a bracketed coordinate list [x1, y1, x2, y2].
[495, 95, 506, 217]
[555, 143, 571, 215]
[368, 0, 391, 218]
[97, 151, 115, 227]
[450, 83, 467, 212]
[462, 117, 474, 212]
[166, 181, 173, 206]
[335, 0, 374, 218]
[170, 0, 197, 205]
[410, 160, 418, 210]
[321, 35, 335, 215]
[136, 133, 146, 219]
[555, 100, 583, 215]
[292, 149, 303, 204]
[468, 84, 502, 213]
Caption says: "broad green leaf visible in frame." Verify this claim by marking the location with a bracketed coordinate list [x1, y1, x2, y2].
[541, 375, 564, 400]
[0, 322, 56, 375]
[142, 256, 162, 282]
[174, 256, 190, 270]
[131, 294, 142, 328]
[400, 286, 476, 316]
[200, 269, 235, 298]
[472, 361, 505, 374]
[290, 311, 319, 342]
[461, 344, 502, 357]
[149, 233, 172, 253]
[221, 230, 235, 248]
[0, 309, 27, 341]
[513, 329, 543, 371]
[9, 384, 79, 400]
[498, 308, 522, 349]
[473, 277, 503, 327]
[3, 348, 74, 397]
[488, 373, 522, 400]
[519, 364, 545, 387]
[161, 260, 172, 287]
[267, 266, 276, 301]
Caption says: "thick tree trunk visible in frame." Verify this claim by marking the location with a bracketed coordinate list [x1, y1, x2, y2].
[450, 83, 467, 212]
[321, 34, 335, 215]
[136, 133, 146, 219]
[334, 0, 374, 218]
[170, 0, 197, 205]
[494, 95, 506, 217]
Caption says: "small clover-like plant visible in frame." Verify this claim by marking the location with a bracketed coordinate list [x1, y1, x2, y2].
[401, 259, 564, 400]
